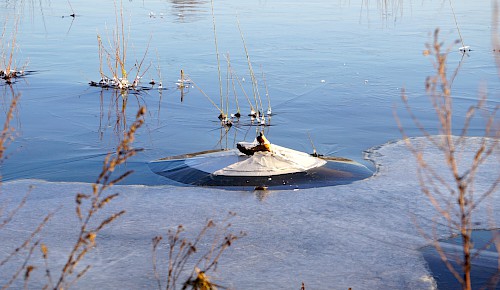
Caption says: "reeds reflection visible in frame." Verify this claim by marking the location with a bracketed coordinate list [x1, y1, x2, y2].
[0, 84, 20, 167]
[98, 88, 148, 142]
[359, 0, 405, 23]
[170, 0, 209, 23]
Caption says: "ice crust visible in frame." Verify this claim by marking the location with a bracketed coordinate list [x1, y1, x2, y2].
[1, 137, 498, 289]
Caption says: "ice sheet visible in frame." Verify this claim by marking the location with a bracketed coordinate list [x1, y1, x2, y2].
[1, 137, 498, 289]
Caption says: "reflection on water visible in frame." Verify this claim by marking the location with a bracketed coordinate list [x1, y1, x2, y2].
[0, 84, 20, 136]
[169, 0, 209, 23]
[97, 88, 157, 143]
[369, 0, 404, 21]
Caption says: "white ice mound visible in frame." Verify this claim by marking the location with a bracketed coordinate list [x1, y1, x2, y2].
[213, 143, 327, 176]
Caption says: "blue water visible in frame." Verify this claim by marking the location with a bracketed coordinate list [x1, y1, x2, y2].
[2, 0, 498, 185]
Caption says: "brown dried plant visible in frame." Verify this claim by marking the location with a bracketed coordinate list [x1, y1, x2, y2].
[40, 106, 146, 289]
[397, 28, 499, 290]
[152, 212, 246, 290]
[0, 86, 54, 289]
[0, 17, 27, 83]
[94, 0, 152, 91]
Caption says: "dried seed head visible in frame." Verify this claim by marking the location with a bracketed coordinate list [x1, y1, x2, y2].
[41, 244, 48, 258]
[25, 265, 35, 280]
[87, 232, 96, 244]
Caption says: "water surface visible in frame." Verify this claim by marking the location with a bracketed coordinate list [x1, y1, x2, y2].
[2, 0, 498, 184]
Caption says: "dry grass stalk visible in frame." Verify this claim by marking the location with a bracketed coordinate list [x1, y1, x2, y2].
[236, 16, 263, 118]
[0, 17, 28, 83]
[397, 28, 499, 290]
[1, 211, 54, 290]
[0, 87, 54, 289]
[182, 70, 224, 117]
[39, 106, 146, 289]
[92, 0, 152, 91]
[152, 212, 246, 290]
[210, 0, 224, 114]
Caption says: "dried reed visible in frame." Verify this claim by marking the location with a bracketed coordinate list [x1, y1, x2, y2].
[210, 0, 224, 116]
[237, 16, 263, 118]
[152, 212, 245, 290]
[41, 106, 146, 289]
[397, 28, 499, 290]
[0, 17, 27, 83]
[92, 0, 152, 91]
[0, 86, 55, 289]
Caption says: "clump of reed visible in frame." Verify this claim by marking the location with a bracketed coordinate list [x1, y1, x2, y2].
[180, 0, 272, 130]
[0, 17, 28, 84]
[152, 212, 246, 290]
[89, 0, 154, 92]
[397, 28, 499, 290]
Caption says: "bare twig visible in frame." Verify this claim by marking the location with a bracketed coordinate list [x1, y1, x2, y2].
[49, 106, 146, 289]
[152, 213, 245, 290]
[397, 28, 499, 290]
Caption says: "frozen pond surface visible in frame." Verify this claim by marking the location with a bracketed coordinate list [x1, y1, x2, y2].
[1, 137, 499, 289]
[1, 0, 499, 288]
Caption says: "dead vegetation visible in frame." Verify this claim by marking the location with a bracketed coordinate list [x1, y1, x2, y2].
[0, 17, 28, 84]
[89, 0, 155, 92]
[0, 104, 147, 289]
[0, 86, 53, 289]
[397, 28, 499, 290]
[152, 212, 246, 290]
[42, 106, 146, 289]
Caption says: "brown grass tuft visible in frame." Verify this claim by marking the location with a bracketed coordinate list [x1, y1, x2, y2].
[152, 212, 246, 290]
[38, 106, 147, 289]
